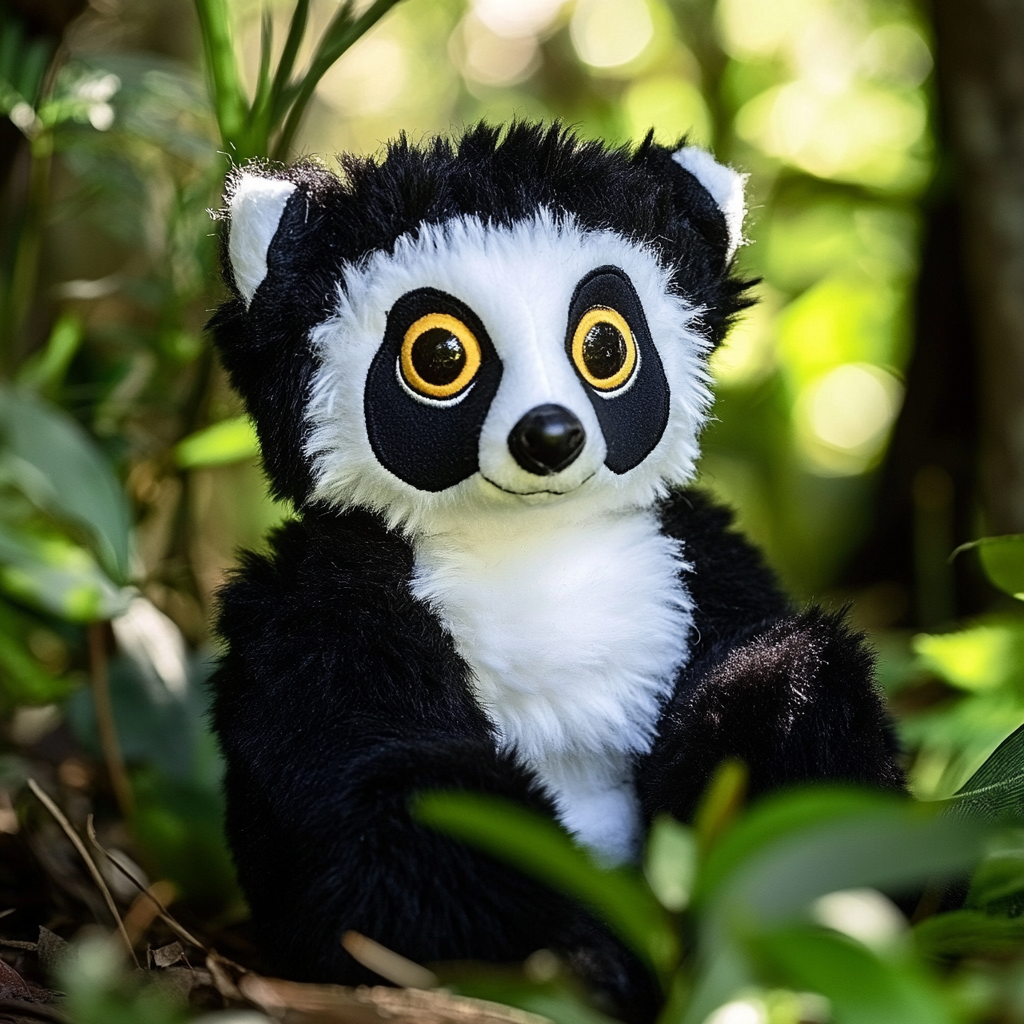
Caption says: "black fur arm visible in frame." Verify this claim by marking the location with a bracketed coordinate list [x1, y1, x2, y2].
[636, 490, 905, 823]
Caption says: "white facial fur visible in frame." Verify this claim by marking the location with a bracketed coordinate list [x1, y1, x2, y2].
[304, 209, 713, 537]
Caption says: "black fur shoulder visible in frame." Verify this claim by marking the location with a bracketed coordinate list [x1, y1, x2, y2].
[659, 486, 790, 644]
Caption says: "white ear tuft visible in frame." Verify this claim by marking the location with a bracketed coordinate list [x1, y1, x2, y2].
[228, 174, 298, 307]
[671, 147, 747, 261]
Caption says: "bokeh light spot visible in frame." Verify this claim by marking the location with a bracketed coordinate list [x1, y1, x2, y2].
[796, 363, 903, 475]
[623, 76, 711, 147]
[570, 0, 654, 69]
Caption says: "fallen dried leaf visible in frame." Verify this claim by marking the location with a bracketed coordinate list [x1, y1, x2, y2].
[151, 941, 185, 969]
[0, 961, 32, 1001]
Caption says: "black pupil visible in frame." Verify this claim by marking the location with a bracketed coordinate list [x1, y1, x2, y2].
[411, 327, 466, 386]
[582, 321, 627, 380]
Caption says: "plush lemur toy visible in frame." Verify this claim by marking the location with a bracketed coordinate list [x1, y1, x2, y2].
[209, 123, 904, 1019]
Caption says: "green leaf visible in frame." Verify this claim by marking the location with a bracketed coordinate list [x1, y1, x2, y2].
[175, 415, 259, 469]
[751, 925, 954, 1024]
[915, 909, 1024, 959]
[714, 801, 986, 925]
[695, 788, 885, 905]
[0, 522, 129, 623]
[694, 759, 748, 857]
[943, 724, 1024, 823]
[0, 386, 131, 581]
[15, 313, 83, 398]
[414, 791, 679, 978]
[912, 622, 1024, 692]
[645, 815, 696, 912]
[0, 601, 76, 705]
[954, 535, 1024, 601]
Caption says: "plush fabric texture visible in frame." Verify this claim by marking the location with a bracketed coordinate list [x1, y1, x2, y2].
[209, 123, 904, 1024]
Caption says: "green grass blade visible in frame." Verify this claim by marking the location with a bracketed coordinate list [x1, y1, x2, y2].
[241, 7, 275, 157]
[271, 0, 403, 160]
[269, 0, 309, 122]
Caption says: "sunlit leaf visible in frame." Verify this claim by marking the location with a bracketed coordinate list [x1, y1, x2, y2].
[913, 622, 1024, 692]
[414, 791, 678, 977]
[0, 522, 129, 623]
[645, 815, 697, 912]
[175, 415, 259, 469]
[943, 724, 1024, 823]
[0, 386, 131, 580]
[750, 925, 953, 1024]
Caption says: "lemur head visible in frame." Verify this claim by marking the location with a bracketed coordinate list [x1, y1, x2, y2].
[213, 123, 751, 535]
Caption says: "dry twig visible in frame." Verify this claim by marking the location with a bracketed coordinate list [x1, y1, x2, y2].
[85, 817, 208, 954]
[341, 932, 437, 990]
[26, 780, 138, 967]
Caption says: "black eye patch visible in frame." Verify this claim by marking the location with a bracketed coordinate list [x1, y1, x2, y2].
[365, 288, 502, 492]
[565, 267, 670, 474]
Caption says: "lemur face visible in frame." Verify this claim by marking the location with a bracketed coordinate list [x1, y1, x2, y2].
[217, 126, 749, 532]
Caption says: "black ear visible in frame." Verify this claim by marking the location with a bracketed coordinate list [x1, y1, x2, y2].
[211, 164, 348, 506]
[668, 145, 747, 262]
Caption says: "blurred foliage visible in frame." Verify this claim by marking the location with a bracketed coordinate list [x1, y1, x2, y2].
[420, 749, 1024, 1024]
[0, 0, 1021, 1021]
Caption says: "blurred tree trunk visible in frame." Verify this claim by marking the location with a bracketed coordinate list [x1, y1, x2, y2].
[932, 0, 1024, 535]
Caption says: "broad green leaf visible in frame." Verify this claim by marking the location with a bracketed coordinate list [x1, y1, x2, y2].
[715, 802, 985, 925]
[913, 623, 1024, 692]
[0, 386, 131, 580]
[175, 415, 259, 469]
[645, 815, 696, 912]
[915, 909, 1024, 959]
[0, 522, 129, 622]
[695, 788, 886, 905]
[943, 724, 1024, 823]
[750, 926, 954, 1024]
[414, 791, 678, 977]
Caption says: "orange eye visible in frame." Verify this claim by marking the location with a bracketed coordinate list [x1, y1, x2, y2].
[400, 313, 482, 399]
[570, 306, 637, 391]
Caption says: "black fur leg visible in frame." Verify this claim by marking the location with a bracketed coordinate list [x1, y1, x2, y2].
[636, 608, 905, 823]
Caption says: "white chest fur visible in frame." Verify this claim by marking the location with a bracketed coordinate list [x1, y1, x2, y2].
[410, 506, 693, 864]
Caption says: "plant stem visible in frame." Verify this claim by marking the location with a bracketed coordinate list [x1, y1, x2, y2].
[0, 131, 52, 374]
[88, 622, 134, 822]
[193, 0, 247, 149]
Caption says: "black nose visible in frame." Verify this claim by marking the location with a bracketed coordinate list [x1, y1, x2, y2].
[508, 404, 586, 476]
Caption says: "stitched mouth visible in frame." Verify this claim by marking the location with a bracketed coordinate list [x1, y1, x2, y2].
[481, 471, 596, 497]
